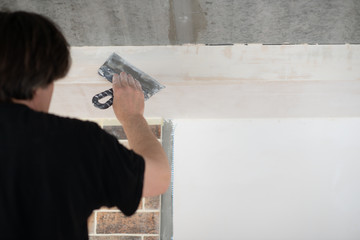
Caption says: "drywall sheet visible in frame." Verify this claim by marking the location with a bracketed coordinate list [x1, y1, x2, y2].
[173, 118, 360, 240]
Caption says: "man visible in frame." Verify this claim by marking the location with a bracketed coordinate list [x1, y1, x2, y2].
[0, 11, 170, 239]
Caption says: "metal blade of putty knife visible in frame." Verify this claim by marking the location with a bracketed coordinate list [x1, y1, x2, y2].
[92, 52, 165, 109]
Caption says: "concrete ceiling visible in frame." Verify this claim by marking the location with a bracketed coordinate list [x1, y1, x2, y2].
[1, 0, 360, 46]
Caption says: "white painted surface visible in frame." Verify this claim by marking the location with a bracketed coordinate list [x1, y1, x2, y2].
[49, 45, 360, 119]
[173, 119, 360, 240]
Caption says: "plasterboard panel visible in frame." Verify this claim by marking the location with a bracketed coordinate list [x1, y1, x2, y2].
[173, 118, 360, 239]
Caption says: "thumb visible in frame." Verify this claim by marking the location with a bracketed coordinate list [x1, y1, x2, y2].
[112, 74, 121, 88]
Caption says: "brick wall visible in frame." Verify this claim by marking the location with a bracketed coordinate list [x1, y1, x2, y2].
[87, 118, 163, 240]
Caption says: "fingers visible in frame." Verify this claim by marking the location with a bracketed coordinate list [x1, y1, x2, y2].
[120, 72, 128, 86]
[113, 72, 142, 91]
[134, 79, 142, 90]
[112, 73, 121, 87]
[128, 74, 143, 91]
[127, 74, 136, 87]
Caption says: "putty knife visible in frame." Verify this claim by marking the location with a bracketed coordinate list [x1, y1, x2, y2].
[92, 53, 165, 109]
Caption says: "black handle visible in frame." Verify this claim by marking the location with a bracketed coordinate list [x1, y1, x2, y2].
[92, 88, 113, 109]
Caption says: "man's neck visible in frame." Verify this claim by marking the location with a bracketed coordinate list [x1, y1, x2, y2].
[12, 99, 36, 110]
[11, 83, 53, 113]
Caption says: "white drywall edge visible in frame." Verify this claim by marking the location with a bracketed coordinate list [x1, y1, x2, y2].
[49, 45, 360, 119]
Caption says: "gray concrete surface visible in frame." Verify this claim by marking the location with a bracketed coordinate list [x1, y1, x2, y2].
[199, 0, 360, 44]
[1, 0, 359, 45]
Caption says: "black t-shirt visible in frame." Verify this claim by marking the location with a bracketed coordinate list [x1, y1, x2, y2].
[0, 103, 145, 240]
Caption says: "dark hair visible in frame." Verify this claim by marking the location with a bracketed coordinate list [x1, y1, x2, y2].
[0, 11, 71, 102]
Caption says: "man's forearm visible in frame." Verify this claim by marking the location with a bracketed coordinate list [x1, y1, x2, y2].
[122, 115, 165, 161]
[112, 72, 170, 196]
[121, 114, 170, 196]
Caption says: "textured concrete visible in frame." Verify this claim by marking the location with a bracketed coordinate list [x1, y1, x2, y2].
[0, 0, 171, 46]
[199, 0, 360, 44]
[1, 0, 359, 45]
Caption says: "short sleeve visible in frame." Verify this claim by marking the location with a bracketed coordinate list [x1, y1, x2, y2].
[87, 122, 145, 216]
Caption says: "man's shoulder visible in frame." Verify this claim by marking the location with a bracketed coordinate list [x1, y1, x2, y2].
[3, 103, 102, 137]
[46, 112, 98, 128]
[0, 103, 107, 148]
[34, 112, 108, 158]
[45, 112, 102, 136]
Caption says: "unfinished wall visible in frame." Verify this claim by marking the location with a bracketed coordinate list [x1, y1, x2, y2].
[46, 44, 360, 240]
[2, 1, 360, 239]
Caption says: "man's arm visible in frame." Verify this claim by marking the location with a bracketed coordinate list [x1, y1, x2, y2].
[112, 72, 171, 197]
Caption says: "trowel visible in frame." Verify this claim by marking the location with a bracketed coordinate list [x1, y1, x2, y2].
[92, 53, 165, 109]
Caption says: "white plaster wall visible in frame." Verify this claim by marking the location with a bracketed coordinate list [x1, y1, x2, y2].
[173, 119, 360, 240]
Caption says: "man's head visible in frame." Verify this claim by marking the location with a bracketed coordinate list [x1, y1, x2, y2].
[0, 11, 71, 111]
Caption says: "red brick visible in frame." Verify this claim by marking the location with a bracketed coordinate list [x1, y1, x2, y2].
[144, 196, 160, 210]
[143, 236, 159, 240]
[89, 236, 141, 240]
[96, 212, 159, 234]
